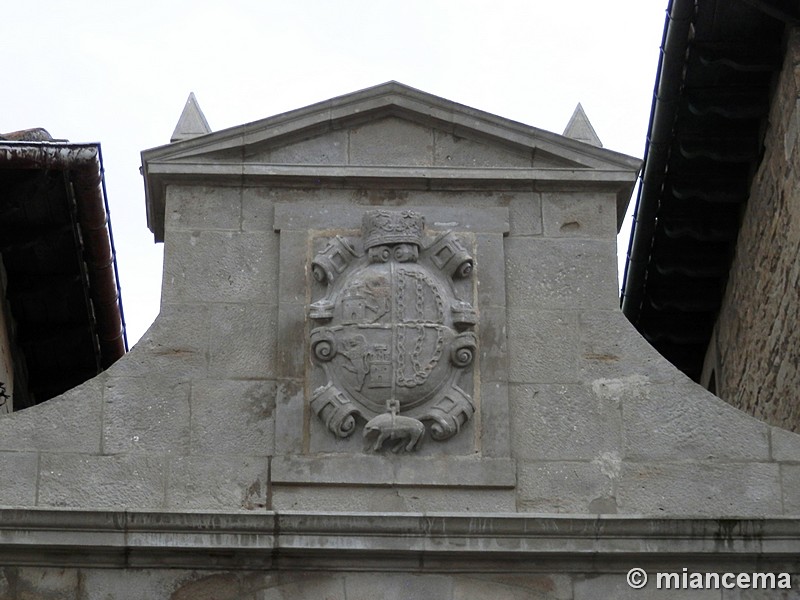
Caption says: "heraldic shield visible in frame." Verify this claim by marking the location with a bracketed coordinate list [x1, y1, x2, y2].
[308, 209, 478, 452]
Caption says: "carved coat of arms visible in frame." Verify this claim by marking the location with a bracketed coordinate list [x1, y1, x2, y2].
[308, 210, 477, 452]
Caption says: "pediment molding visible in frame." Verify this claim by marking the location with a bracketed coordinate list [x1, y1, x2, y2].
[142, 82, 640, 241]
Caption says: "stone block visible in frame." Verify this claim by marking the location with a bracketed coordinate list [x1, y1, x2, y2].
[102, 376, 190, 455]
[38, 454, 166, 509]
[517, 461, 615, 513]
[277, 230, 309, 309]
[162, 230, 278, 305]
[475, 233, 506, 309]
[166, 455, 269, 511]
[274, 304, 303, 380]
[453, 574, 573, 600]
[505, 238, 618, 310]
[258, 574, 346, 600]
[349, 117, 433, 166]
[510, 384, 622, 461]
[477, 306, 509, 382]
[621, 380, 770, 461]
[241, 186, 281, 232]
[269, 129, 348, 165]
[16, 567, 79, 600]
[507, 309, 579, 384]
[617, 462, 782, 515]
[577, 310, 682, 383]
[771, 426, 800, 462]
[480, 381, 511, 457]
[0, 376, 103, 453]
[508, 192, 543, 236]
[272, 455, 515, 487]
[208, 303, 277, 380]
[79, 568, 200, 600]
[106, 304, 209, 381]
[272, 485, 515, 512]
[574, 574, 721, 599]
[0, 452, 38, 505]
[274, 378, 305, 454]
[433, 129, 531, 168]
[541, 191, 617, 239]
[190, 379, 275, 456]
[345, 573, 453, 600]
[165, 185, 241, 232]
[781, 465, 800, 513]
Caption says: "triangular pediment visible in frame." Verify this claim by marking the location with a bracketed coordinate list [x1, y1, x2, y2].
[142, 82, 640, 241]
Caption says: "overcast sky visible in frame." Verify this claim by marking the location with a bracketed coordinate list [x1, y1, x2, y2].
[2, 1, 667, 344]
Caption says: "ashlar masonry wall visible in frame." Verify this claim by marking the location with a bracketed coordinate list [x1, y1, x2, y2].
[704, 27, 800, 431]
[1, 83, 800, 599]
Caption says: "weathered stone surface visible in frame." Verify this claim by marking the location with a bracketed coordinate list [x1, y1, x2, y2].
[345, 573, 453, 600]
[618, 462, 782, 515]
[208, 303, 277, 379]
[165, 184, 241, 232]
[455, 574, 572, 600]
[38, 454, 166, 509]
[190, 379, 275, 456]
[772, 426, 800, 462]
[0, 376, 103, 453]
[574, 574, 720, 599]
[480, 381, 511, 457]
[0, 452, 38, 506]
[517, 461, 616, 513]
[80, 568, 200, 600]
[453, 574, 572, 600]
[16, 567, 79, 600]
[474, 234, 506, 309]
[577, 310, 682, 383]
[510, 384, 622, 461]
[349, 117, 433, 166]
[269, 129, 348, 165]
[105, 304, 209, 380]
[162, 230, 278, 305]
[274, 378, 304, 454]
[272, 485, 515, 512]
[166, 455, 268, 510]
[271, 455, 515, 487]
[541, 191, 617, 239]
[103, 377, 190, 455]
[621, 379, 771, 461]
[260, 574, 346, 600]
[507, 192, 543, 236]
[507, 309, 579, 384]
[433, 130, 531, 168]
[505, 238, 619, 310]
[781, 465, 800, 514]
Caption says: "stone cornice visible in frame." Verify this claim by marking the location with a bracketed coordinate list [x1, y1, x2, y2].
[2, 509, 799, 571]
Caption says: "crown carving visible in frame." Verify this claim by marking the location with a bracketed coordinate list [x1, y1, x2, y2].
[361, 210, 424, 249]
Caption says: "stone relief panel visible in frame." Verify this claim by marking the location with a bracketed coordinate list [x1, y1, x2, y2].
[308, 210, 477, 452]
[271, 200, 514, 488]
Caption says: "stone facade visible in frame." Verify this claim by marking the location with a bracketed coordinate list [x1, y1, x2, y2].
[1, 83, 800, 598]
[701, 28, 800, 432]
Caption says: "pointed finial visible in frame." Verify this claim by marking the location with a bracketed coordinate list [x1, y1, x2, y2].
[563, 103, 602, 148]
[170, 92, 211, 143]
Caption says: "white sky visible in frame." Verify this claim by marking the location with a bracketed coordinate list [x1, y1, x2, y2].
[2, 1, 667, 345]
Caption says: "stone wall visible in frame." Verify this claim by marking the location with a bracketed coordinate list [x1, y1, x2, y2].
[703, 27, 800, 431]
